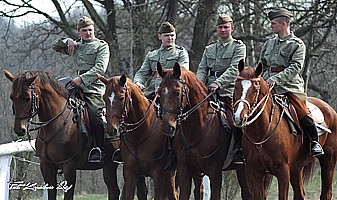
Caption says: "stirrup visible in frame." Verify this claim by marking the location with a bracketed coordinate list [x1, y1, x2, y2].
[88, 147, 103, 163]
[311, 141, 324, 157]
[112, 149, 123, 164]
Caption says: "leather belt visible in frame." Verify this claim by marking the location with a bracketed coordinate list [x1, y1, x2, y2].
[209, 70, 223, 78]
[268, 66, 286, 72]
[77, 70, 88, 75]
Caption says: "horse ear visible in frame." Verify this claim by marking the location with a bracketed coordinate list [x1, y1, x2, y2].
[157, 62, 164, 77]
[3, 70, 15, 82]
[172, 62, 181, 79]
[96, 73, 109, 85]
[238, 59, 245, 73]
[120, 74, 127, 86]
[25, 75, 38, 86]
[255, 62, 263, 77]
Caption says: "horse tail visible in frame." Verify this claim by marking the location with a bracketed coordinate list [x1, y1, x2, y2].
[302, 159, 316, 184]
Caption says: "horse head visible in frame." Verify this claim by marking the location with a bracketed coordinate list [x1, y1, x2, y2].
[157, 62, 189, 136]
[232, 60, 271, 127]
[97, 73, 132, 137]
[4, 70, 40, 136]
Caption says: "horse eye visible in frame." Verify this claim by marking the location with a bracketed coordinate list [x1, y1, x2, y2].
[24, 97, 30, 103]
[176, 90, 180, 96]
[119, 96, 125, 101]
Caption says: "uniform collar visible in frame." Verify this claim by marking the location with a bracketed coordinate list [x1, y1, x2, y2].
[277, 32, 294, 42]
[159, 44, 176, 51]
[217, 36, 233, 47]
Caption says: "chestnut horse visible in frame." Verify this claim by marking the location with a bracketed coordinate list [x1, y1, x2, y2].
[156, 63, 248, 200]
[96, 74, 178, 199]
[232, 60, 337, 200]
[3, 70, 147, 200]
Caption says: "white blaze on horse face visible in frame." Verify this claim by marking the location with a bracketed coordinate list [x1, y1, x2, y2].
[234, 80, 252, 122]
[163, 87, 169, 96]
[109, 92, 115, 105]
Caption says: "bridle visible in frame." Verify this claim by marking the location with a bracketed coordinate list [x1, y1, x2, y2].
[159, 77, 220, 159]
[115, 83, 157, 133]
[233, 76, 283, 146]
[233, 76, 274, 127]
[14, 83, 39, 121]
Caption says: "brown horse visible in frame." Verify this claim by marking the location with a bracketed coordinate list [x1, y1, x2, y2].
[3, 70, 147, 200]
[156, 63, 248, 200]
[96, 74, 178, 199]
[232, 60, 337, 200]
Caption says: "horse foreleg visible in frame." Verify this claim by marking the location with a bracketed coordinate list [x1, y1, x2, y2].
[319, 155, 336, 200]
[122, 167, 138, 200]
[176, 167, 193, 200]
[208, 170, 222, 200]
[290, 169, 305, 200]
[103, 163, 120, 200]
[192, 173, 204, 200]
[62, 167, 77, 200]
[136, 176, 148, 200]
[275, 166, 290, 200]
[40, 162, 58, 200]
[246, 169, 267, 200]
[159, 170, 178, 200]
[235, 167, 249, 200]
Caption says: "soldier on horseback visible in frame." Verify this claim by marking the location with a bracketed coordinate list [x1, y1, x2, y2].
[196, 13, 247, 165]
[260, 8, 324, 156]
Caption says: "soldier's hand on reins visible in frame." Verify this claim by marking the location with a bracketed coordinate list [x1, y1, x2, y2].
[135, 82, 145, 91]
[208, 83, 220, 93]
[266, 78, 275, 87]
[67, 39, 77, 56]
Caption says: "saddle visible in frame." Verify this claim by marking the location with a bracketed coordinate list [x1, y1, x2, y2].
[273, 94, 331, 136]
[58, 77, 91, 138]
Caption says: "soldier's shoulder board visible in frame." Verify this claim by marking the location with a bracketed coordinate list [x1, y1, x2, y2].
[233, 39, 244, 44]
[290, 37, 303, 44]
[175, 45, 184, 50]
[206, 41, 216, 46]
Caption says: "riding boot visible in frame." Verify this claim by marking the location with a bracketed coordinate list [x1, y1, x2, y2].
[233, 127, 246, 165]
[88, 117, 105, 163]
[301, 115, 324, 157]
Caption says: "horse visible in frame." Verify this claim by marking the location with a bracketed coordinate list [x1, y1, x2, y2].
[232, 60, 337, 200]
[3, 70, 147, 200]
[96, 74, 178, 199]
[156, 62, 248, 200]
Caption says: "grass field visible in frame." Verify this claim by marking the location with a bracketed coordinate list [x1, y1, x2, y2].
[49, 166, 337, 199]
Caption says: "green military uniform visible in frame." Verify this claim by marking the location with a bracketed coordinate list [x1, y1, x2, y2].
[133, 44, 189, 97]
[196, 37, 246, 97]
[52, 38, 109, 98]
[52, 36, 110, 162]
[260, 32, 307, 101]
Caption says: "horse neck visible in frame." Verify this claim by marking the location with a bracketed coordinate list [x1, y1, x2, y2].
[38, 86, 68, 121]
[184, 84, 210, 128]
[127, 90, 155, 125]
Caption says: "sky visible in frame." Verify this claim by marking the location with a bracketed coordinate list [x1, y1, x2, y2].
[0, 0, 94, 26]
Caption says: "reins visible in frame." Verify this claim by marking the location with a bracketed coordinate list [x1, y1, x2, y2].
[233, 76, 284, 146]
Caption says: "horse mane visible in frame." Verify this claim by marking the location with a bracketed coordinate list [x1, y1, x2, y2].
[178, 69, 208, 103]
[12, 71, 68, 98]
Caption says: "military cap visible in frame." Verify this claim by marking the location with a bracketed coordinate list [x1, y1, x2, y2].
[158, 22, 176, 34]
[268, 8, 293, 20]
[77, 16, 94, 30]
[216, 13, 233, 25]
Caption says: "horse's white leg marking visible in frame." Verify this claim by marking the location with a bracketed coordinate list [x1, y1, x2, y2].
[234, 80, 252, 122]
